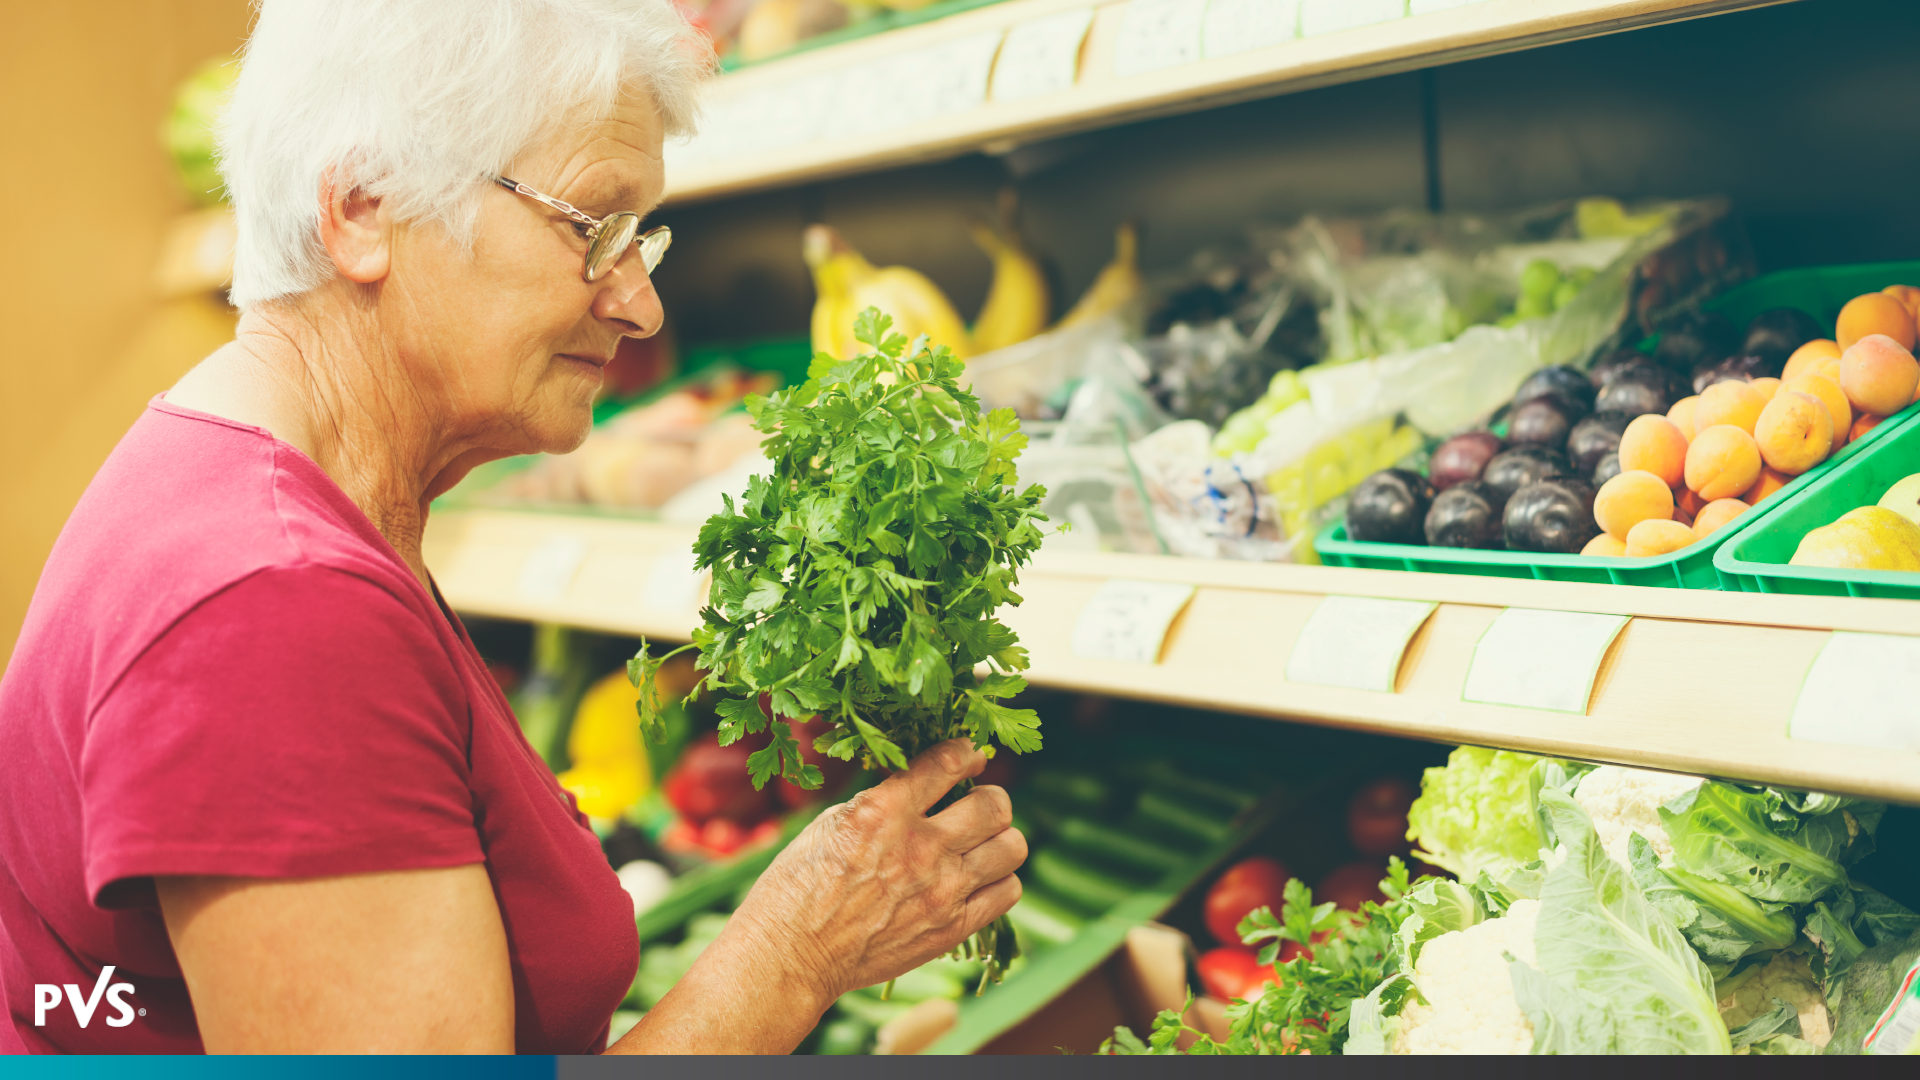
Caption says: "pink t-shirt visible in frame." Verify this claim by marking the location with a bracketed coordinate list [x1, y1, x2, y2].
[0, 399, 637, 1054]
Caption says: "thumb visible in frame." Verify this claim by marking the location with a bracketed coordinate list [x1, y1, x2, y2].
[893, 739, 986, 813]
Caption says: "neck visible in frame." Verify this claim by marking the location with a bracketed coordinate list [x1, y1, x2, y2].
[170, 285, 484, 587]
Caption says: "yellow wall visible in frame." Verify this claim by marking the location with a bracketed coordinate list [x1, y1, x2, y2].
[0, 1, 253, 663]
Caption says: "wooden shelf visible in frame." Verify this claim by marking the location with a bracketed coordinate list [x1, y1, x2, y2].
[425, 507, 1920, 806]
[663, 0, 1797, 205]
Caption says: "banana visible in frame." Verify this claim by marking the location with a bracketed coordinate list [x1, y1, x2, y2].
[804, 224, 974, 361]
[968, 192, 1052, 355]
[1058, 221, 1143, 330]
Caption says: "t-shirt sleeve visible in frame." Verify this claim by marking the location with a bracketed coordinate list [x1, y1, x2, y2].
[82, 565, 484, 908]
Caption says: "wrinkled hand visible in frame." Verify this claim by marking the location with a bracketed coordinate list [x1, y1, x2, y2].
[731, 739, 1027, 1003]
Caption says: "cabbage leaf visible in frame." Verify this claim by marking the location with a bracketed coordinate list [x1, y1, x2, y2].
[1511, 788, 1731, 1054]
[1407, 747, 1548, 884]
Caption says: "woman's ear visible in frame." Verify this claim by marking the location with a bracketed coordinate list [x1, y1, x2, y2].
[317, 167, 392, 284]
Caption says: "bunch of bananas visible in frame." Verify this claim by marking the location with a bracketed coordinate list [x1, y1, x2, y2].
[804, 195, 1141, 362]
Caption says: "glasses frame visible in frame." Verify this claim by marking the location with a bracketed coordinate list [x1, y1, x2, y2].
[493, 176, 670, 282]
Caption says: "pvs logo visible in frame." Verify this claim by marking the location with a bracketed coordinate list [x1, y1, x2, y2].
[33, 966, 137, 1028]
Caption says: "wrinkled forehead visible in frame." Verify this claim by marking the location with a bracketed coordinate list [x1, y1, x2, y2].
[515, 91, 666, 215]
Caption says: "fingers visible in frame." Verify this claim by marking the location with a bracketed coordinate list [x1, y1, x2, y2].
[960, 873, 1023, 940]
[897, 739, 986, 813]
[959, 826, 1028, 888]
[929, 783, 1013, 853]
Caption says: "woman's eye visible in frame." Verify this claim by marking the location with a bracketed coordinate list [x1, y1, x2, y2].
[570, 221, 592, 239]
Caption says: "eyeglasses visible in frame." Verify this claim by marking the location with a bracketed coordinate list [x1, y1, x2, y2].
[493, 176, 671, 283]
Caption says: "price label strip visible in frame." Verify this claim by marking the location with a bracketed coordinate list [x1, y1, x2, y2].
[1788, 631, 1920, 752]
[1299, 0, 1405, 38]
[1286, 596, 1437, 693]
[1461, 608, 1630, 714]
[1112, 0, 1207, 78]
[1070, 579, 1196, 664]
[1411, 0, 1487, 15]
[640, 547, 709, 615]
[517, 534, 587, 603]
[1202, 0, 1299, 60]
[991, 7, 1094, 102]
[1864, 956, 1920, 1055]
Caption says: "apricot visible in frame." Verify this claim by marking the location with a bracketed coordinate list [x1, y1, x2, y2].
[1783, 339, 1842, 379]
[1626, 517, 1697, 557]
[1671, 503, 1695, 528]
[1667, 396, 1700, 441]
[1886, 283, 1920, 317]
[1685, 425, 1763, 500]
[1744, 466, 1791, 506]
[1693, 498, 1751, 538]
[1853, 413, 1883, 442]
[1677, 487, 1707, 519]
[1839, 334, 1920, 417]
[1753, 390, 1833, 475]
[1693, 380, 1768, 434]
[1617, 415, 1689, 489]
[1748, 377, 1781, 401]
[1837, 292, 1917, 351]
[1595, 470, 1676, 540]
[1783, 372, 1853, 451]
[1581, 532, 1627, 557]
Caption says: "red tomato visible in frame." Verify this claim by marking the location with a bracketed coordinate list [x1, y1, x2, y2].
[660, 818, 702, 855]
[1195, 947, 1253, 1000]
[1276, 939, 1312, 965]
[1204, 856, 1292, 945]
[1347, 776, 1417, 856]
[701, 816, 747, 856]
[747, 818, 783, 849]
[663, 733, 774, 825]
[1317, 861, 1388, 911]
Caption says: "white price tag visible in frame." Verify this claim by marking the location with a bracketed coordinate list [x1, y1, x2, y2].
[1462, 608, 1629, 714]
[1286, 596, 1437, 693]
[1789, 632, 1920, 752]
[1203, 0, 1299, 59]
[640, 547, 708, 615]
[1070, 579, 1196, 664]
[916, 31, 1005, 119]
[991, 7, 1094, 102]
[517, 535, 587, 603]
[1299, 0, 1405, 38]
[1113, 0, 1208, 78]
[1410, 0, 1485, 14]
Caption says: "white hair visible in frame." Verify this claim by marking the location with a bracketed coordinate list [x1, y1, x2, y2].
[219, 0, 707, 310]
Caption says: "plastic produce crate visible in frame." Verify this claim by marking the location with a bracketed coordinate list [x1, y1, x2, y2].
[1715, 407, 1920, 598]
[1314, 260, 1920, 588]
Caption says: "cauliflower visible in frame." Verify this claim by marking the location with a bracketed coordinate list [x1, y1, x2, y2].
[1394, 900, 1541, 1055]
[1573, 764, 1704, 869]
[1717, 951, 1832, 1049]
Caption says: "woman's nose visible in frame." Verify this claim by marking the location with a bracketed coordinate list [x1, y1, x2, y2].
[592, 254, 664, 337]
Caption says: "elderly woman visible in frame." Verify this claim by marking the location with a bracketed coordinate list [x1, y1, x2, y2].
[0, 0, 1025, 1056]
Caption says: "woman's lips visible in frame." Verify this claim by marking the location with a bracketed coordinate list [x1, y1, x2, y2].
[559, 352, 612, 369]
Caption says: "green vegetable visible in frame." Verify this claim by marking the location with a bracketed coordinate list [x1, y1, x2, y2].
[1004, 887, 1087, 949]
[1632, 832, 1798, 975]
[1133, 790, 1234, 843]
[1825, 926, 1920, 1054]
[1027, 848, 1139, 912]
[631, 308, 1053, 989]
[1393, 877, 1484, 977]
[1104, 859, 1424, 1056]
[1053, 816, 1188, 877]
[1026, 770, 1111, 811]
[1509, 787, 1731, 1054]
[1803, 885, 1920, 991]
[1658, 783, 1863, 905]
[1406, 747, 1548, 884]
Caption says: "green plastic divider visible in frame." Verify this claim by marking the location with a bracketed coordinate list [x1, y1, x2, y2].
[1714, 407, 1920, 599]
[1314, 260, 1920, 588]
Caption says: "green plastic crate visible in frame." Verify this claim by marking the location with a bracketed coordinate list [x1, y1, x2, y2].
[1715, 407, 1920, 598]
[1314, 260, 1920, 588]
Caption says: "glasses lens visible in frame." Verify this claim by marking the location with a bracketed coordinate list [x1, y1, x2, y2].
[637, 226, 672, 274]
[584, 212, 640, 282]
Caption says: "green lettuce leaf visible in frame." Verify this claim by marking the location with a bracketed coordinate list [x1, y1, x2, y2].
[1804, 885, 1920, 992]
[1511, 788, 1732, 1054]
[1727, 998, 1800, 1049]
[1407, 747, 1548, 884]
[1341, 975, 1404, 1056]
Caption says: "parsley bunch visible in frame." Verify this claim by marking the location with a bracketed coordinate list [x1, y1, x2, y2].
[630, 308, 1051, 987]
[1106, 859, 1420, 1055]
